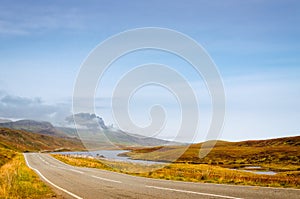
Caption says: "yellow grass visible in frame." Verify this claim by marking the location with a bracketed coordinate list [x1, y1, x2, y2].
[0, 154, 56, 199]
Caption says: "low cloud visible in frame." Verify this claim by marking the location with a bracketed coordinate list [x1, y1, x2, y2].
[0, 94, 71, 124]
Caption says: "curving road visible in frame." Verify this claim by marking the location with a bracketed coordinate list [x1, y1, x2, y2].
[24, 153, 299, 199]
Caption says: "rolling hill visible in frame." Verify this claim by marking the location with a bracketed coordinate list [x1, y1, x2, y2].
[0, 127, 84, 157]
[0, 120, 68, 137]
[0, 116, 177, 148]
[123, 135, 300, 172]
[57, 126, 178, 149]
[0, 126, 85, 168]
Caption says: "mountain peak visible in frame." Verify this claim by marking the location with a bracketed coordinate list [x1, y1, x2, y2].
[65, 113, 107, 129]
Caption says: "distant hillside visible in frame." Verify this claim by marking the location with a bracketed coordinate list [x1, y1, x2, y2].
[57, 126, 178, 148]
[106, 129, 177, 147]
[234, 136, 300, 147]
[56, 126, 78, 137]
[0, 127, 84, 167]
[59, 113, 179, 148]
[0, 120, 68, 137]
[124, 135, 300, 170]
[0, 118, 176, 149]
[0, 118, 12, 123]
[0, 127, 84, 153]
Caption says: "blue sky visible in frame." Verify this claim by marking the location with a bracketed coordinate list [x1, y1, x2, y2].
[0, 0, 299, 141]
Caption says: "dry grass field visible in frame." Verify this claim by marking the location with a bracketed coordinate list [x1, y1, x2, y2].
[53, 152, 300, 188]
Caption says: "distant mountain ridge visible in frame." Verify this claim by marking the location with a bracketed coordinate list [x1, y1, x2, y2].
[65, 113, 107, 129]
[56, 126, 177, 148]
[62, 113, 179, 147]
[0, 127, 84, 153]
[0, 118, 12, 123]
[0, 116, 178, 148]
[0, 120, 67, 137]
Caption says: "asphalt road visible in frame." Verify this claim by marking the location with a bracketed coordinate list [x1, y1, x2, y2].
[24, 153, 299, 199]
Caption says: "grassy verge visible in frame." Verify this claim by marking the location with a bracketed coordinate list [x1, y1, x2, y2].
[52, 154, 300, 189]
[0, 154, 57, 199]
[0, 147, 16, 168]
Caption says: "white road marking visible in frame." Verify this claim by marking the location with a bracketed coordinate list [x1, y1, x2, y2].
[91, 175, 122, 183]
[38, 155, 84, 174]
[38, 154, 120, 183]
[69, 168, 84, 174]
[23, 153, 83, 199]
[146, 185, 243, 199]
[37, 155, 50, 165]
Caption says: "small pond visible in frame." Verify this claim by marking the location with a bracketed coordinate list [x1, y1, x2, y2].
[232, 166, 277, 175]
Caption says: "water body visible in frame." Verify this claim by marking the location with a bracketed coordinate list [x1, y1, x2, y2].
[244, 166, 262, 169]
[56, 150, 164, 165]
[240, 169, 277, 175]
[232, 166, 277, 175]
[250, 171, 277, 175]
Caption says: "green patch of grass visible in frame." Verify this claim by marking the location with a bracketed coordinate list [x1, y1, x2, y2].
[0, 154, 56, 199]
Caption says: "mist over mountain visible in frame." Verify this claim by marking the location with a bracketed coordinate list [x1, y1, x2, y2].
[62, 113, 177, 148]
[0, 118, 12, 123]
[65, 113, 108, 129]
[0, 93, 71, 125]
